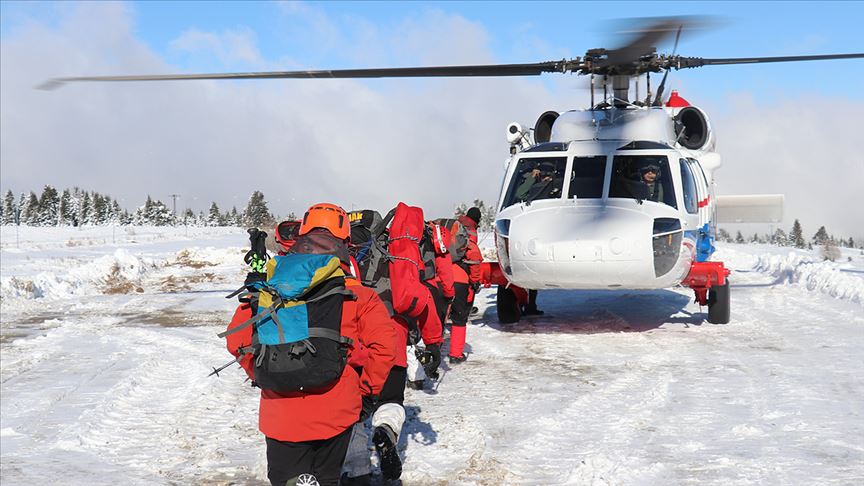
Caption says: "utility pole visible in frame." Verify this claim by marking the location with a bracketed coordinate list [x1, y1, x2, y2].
[170, 194, 181, 222]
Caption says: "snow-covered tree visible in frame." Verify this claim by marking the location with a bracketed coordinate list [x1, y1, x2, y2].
[717, 228, 731, 243]
[80, 192, 92, 225]
[771, 228, 788, 246]
[243, 191, 272, 228]
[207, 202, 223, 226]
[735, 231, 745, 244]
[790, 219, 806, 248]
[24, 192, 39, 225]
[812, 226, 829, 246]
[2, 190, 15, 225]
[453, 203, 468, 219]
[228, 206, 241, 226]
[37, 185, 60, 226]
[148, 198, 174, 226]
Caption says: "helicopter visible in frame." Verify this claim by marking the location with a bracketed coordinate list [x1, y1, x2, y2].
[41, 17, 864, 325]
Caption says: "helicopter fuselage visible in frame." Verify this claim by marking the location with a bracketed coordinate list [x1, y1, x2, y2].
[495, 100, 719, 291]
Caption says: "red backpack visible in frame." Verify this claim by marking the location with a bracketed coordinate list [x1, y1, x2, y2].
[388, 203, 429, 317]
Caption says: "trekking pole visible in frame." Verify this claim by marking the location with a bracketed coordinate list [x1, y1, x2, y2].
[208, 356, 241, 377]
[434, 368, 447, 391]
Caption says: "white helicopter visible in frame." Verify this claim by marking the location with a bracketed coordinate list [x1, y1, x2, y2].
[42, 18, 863, 325]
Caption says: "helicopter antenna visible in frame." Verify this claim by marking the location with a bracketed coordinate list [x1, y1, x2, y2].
[653, 24, 683, 106]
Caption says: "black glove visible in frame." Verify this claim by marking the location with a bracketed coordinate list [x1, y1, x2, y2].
[471, 282, 481, 294]
[360, 395, 377, 421]
[419, 344, 442, 380]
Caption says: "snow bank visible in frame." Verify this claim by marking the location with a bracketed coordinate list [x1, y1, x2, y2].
[0, 248, 154, 300]
[754, 251, 864, 304]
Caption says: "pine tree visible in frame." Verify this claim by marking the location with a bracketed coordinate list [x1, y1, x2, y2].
[80, 192, 92, 225]
[735, 230, 745, 244]
[750, 232, 760, 243]
[24, 192, 39, 225]
[790, 219, 806, 248]
[287, 211, 297, 221]
[849, 237, 855, 248]
[243, 191, 272, 228]
[812, 226, 829, 246]
[717, 228, 731, 243]
[37, 185, 60, 226]
[453, 202, 468, 219]
[2, 190, 15, 225]
[771, 228, 788, 246]
[207, 202, 223, 226]
[229, 206, 240, 226]
[147, 199, 174, 226]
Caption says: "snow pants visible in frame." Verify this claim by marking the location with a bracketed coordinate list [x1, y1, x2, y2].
[265, 426, 352, 486]
[342, 366, 407, 480]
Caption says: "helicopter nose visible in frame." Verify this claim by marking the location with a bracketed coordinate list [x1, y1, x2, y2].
[499, 205, 681, 289]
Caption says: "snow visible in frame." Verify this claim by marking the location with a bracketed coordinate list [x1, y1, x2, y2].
[2, 227, 863, 485]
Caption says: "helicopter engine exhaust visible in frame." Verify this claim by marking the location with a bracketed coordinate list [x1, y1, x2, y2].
[674, 106, 711, 150]
[534, 111, 560, 144]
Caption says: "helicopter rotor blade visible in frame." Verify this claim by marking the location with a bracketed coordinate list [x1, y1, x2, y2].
[672, 52, 864, 69]
[599, 16, 707, 69]
[37, 60, 577, 90]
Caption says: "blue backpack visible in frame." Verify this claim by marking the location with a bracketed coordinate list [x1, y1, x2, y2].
[220, 253, 354, 392]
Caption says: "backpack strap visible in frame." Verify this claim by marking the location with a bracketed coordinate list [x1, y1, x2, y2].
[308, 327, 354, 346]
[217, 305, 279, 339]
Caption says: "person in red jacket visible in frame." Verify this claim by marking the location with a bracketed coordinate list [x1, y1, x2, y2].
[224, 203, 396, 486]
[449, 206, 484, 364]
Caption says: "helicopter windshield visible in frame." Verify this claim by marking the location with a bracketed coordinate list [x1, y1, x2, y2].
[568, 156, 607, 199]
[609, 155, 677, 208]
[502, 156, 567, 208]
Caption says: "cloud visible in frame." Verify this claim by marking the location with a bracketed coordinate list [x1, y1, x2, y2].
[0, 2, 562, 220]
[1, 2, 860, 241]
[170, 27, 262, 66]
[705, 93, 863, 239]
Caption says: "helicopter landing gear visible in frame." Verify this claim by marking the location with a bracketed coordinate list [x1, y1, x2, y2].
[683, 261, 732, 325]
[707, 280, 731, 324]
[496, 286, 522, 324]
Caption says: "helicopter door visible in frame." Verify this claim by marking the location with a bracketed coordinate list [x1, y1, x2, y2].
[688, 158, 711, 228]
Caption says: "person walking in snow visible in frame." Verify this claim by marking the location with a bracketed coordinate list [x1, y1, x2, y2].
[223, 203, 396, 486]
[448, 206, 484, 364]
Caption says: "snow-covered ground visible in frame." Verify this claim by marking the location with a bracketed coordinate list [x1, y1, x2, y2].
[2, 227, 862, 485]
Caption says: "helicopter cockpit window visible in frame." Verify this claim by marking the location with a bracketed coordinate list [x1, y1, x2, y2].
[502, 156, 568, 208]
[609, 155, 677, 208]
[568, 156, 606, 199]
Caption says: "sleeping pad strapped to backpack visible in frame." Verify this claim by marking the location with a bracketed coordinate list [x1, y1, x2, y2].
[388, 202, 430, 318]
[219, 253, 354, 393]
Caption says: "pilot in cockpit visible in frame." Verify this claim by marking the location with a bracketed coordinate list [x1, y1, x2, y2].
[515, 163, 555, 201]
[638, 163, 664, 202]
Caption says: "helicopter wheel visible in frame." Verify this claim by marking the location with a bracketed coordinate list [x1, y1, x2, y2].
[707, 280, 731, 324]
[496, 286, 522, 324]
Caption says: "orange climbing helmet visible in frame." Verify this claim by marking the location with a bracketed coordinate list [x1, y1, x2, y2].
[298, 203, 350, 241]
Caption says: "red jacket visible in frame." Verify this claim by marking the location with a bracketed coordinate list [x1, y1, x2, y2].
[225, 278, 396, 442]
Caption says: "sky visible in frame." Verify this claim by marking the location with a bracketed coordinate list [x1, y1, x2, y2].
[1, 1, 863, 238]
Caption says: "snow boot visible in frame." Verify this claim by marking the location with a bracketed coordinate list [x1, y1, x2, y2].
[449, 353, 467, 364]
[522, 306, 544, 316]
[470, 306, 479, 316]
[406, 379, 425, 390]
[373, 425, 402, 481]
